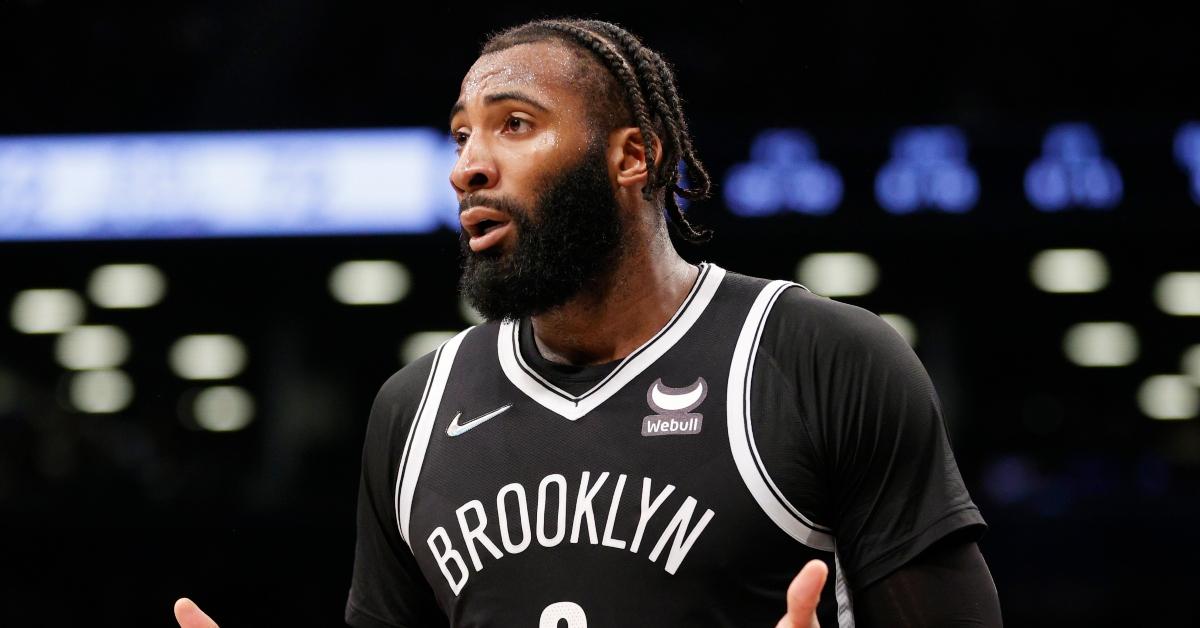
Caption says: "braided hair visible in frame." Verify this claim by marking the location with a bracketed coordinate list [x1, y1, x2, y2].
[480, 18, 713, 243]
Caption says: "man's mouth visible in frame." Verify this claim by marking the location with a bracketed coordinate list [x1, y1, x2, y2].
[460, 206, 514, 253]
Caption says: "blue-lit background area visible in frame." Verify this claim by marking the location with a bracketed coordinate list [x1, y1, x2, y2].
[2, 3, 1198, 626]
[0, 130, 460, 240]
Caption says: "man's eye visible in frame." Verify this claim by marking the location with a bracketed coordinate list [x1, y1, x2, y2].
[505, 116, 530, 133]
[451, 131, 469, 146]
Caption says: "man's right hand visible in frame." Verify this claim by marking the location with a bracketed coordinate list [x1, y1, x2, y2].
[174, 598, 219, 628]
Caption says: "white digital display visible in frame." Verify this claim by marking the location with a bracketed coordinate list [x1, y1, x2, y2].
[0, 129, 460, 241]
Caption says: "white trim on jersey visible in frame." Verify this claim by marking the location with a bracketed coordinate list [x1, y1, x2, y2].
[395, 326, 473, 547]
[727, 280, 836, 551]
[834, 546, 857, 628]
[496, 263, 727, 421]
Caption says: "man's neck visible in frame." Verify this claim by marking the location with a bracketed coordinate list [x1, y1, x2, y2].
[530, 237, 698, 367]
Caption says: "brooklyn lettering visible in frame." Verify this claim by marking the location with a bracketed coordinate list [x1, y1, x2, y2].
[425, 471, 715, 595]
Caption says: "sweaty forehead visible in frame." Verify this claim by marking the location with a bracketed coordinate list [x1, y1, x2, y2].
[459, 41, 587, 101]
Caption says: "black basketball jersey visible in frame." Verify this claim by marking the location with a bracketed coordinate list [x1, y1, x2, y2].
[346, 263, 986, 628]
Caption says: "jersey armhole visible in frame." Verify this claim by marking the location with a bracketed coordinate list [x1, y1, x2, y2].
[393, 327, 474, 549]
[726, 279, 836, 552]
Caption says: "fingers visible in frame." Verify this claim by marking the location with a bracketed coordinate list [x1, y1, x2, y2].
[174, 598, 219, 628]
[784, 559, 829, 627]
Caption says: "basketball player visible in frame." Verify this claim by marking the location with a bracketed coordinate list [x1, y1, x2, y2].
[176, 18, 1001, 627]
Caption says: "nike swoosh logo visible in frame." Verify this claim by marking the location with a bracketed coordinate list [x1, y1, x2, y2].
[446, 403, 513, 437]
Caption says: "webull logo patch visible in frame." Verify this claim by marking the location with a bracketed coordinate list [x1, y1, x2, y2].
[642, 377, 706, 436]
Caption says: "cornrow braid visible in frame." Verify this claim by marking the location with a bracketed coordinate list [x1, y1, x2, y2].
[535, 23, 660, 191]
[481, 18, 713, 243]
[578, 21, 712, 242]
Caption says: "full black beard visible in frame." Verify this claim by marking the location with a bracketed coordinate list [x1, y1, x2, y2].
[459, 140, 625, 321]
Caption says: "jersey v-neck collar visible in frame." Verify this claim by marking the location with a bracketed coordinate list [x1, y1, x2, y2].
[496, 262, 726, 421]
[517, 320, 619, 395]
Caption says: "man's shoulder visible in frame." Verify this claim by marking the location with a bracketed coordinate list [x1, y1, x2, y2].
[722, 266, 889, 335]
[374, 324, 495, 410]
[775, 284, 896, 342]
[376, 351, 439, 410]
[719, 266, 908, 363]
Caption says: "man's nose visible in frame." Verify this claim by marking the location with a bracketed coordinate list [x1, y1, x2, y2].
[450, 141, 499, 195]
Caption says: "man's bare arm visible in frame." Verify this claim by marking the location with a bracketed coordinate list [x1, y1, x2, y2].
[854, 536, 1002, 627]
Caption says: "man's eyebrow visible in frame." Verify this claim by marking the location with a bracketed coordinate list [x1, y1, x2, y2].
[448, 91, 551, 128]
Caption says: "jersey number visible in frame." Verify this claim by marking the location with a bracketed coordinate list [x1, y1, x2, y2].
[539, 601, 587, 627]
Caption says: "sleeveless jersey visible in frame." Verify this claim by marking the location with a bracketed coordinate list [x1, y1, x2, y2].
[346, 263, 986, 627]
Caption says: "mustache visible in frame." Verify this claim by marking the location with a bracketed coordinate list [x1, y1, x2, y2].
[458, 193, 528, 219]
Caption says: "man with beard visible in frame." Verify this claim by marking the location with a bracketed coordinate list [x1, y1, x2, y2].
[175, 18, 1001, 628]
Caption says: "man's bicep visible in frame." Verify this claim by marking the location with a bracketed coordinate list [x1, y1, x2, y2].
[853, 535, 1002, 627]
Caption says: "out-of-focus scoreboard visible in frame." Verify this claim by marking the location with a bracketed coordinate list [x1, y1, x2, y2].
[2, 122, 1198, 241]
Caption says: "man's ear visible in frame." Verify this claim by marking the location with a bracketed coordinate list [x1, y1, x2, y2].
[610, 127, 662, 191]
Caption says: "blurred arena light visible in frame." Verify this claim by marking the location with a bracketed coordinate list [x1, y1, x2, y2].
[68, 369, 134, 414]
[875, 126, 978, 214]
[1137, 375, 1198, 420]
[795, 252, 878, 297]
[1030, 248, 1109, 293]
[723, 129, 843, 216]
[878, 313, 918, 347]
[0, 129, 459, 241]
[55, 325, 131, 370]
[1174, 122, 1200, 204]
[1024, 123, 1123, 211]
[459, 297, 485, 325]
[329, 260, 411, 305]
[193, 386, 255, 432]
[169, 334, 247, 380]
[10, 289, 85, 334]
[1154, 272, 1200, 316]
[87, 263, 167, 309]
[400, 331, 458, 364]
[1184, 345, 1200, 386]
[1062, 322, 1139, 367]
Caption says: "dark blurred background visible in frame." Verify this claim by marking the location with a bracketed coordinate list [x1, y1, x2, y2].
[2, 1, 1198, 625]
